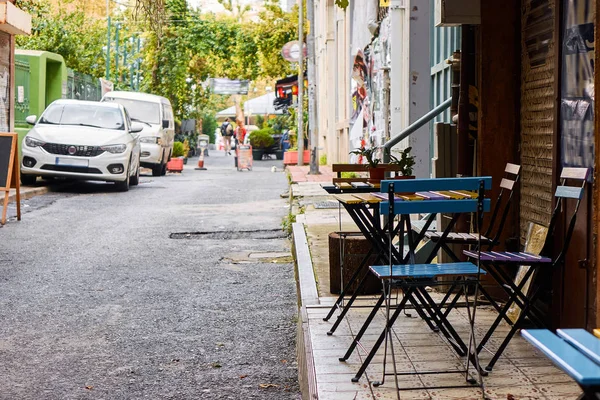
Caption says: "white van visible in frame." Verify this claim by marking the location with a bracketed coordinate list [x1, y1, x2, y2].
[101, 91, 174, 176]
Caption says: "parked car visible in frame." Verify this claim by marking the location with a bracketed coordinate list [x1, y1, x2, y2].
[20, 99, 143, 192]
[101, 91, 175, 176]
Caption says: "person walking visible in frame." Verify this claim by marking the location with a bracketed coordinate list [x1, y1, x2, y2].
[220, 118, 234, 155]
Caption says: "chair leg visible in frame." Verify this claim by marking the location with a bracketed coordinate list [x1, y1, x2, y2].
[351, 289, 413, 382]
[324, 248, 374, 322]
[339, 292, 386, 361]
[485, 285, 544, 371]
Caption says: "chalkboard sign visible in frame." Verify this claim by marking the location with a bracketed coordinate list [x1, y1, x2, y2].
[0, 134, 12, 189]
[0, 133, 21, 225]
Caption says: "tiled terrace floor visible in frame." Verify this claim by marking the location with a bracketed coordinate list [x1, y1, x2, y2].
[309, 295, 580, 400]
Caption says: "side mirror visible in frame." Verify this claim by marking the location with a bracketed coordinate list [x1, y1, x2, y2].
[25, 115, 37, 125]
[162, 120, 169, 129]
[130, 122, 144, 133]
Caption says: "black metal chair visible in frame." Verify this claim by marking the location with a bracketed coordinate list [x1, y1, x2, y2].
[463, 167, 589, 371]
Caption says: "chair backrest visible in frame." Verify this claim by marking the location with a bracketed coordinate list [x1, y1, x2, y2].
[485, 163, 521, 245]
[331, 163, 403, 184]
[541, 167, 590, 265]
[379, 176, 492, 216]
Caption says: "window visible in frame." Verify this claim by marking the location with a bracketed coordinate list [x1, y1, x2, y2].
[39, 104, 125, 130]
[103, 97, 161, 125]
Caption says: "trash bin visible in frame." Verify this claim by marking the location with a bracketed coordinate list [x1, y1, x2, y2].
[328, 232, 382, 295]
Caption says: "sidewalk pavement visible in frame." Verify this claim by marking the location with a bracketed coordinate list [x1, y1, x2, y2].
[287, 165, 334, 184]
[289, 168, 579, 400]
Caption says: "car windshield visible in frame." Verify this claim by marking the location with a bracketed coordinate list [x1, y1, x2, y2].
[102, 97, 160, 125]
[39, 104, 125, 130]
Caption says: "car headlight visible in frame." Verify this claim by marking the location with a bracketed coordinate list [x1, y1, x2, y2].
[100, 144, 127, 154]
[25, 136, 45, 147]
[140, 136, 159, 144]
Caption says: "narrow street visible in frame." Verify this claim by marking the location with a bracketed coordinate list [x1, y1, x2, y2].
[0, 153, 300, 399]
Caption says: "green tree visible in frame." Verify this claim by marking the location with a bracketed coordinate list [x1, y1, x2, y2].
[15, 0, 107, 77]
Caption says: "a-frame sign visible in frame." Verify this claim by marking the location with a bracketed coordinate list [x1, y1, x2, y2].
[0, 133, 21, 225]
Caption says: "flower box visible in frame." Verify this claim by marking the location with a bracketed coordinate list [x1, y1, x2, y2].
[283, 150, 310, 165]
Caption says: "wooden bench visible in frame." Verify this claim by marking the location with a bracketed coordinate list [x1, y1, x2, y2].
[522, 329, 600, 398]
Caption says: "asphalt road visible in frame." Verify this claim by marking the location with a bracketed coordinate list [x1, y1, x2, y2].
[0, 151, 300, 399]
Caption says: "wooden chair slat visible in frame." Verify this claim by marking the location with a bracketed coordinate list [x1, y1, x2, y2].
[557, 329, 600, 366]
[500, 178, 515, 190]
[333, 194, 364, 204]
[505, 163, 521, 175]
[331, 164, 369, 173]
[381, 176, 492, 193]
[561, 167, 589, 181]
[352, 193, 382, 203]
[522, 329, 600, 385]
[332, 178, 368, 184]
[555, 185, 584, 199]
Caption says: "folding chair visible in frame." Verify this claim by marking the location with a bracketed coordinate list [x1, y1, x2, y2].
[463, 167, 589, 371]
[424, 163, 521, 257]
[348, 177, 491, 394]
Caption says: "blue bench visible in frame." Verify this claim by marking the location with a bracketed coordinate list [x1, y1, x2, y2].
[522, 329, 600, 398]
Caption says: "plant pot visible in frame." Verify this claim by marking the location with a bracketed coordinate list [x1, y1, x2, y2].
[367, 166, 386, 184]
[283, 150, 310, 165]
[252, 149, 265, 161]
[166, 157, 184, 172]
[275, 149, 284, 160]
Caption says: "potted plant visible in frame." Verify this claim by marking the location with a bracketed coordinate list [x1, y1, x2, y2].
[249, 129, 275, 161]
[389, 147, 416, 179]
[349, 146, 384, 183]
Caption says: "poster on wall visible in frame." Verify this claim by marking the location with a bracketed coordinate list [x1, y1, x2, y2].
[560, 0, 595, 172]
[0, 32, 10, 133]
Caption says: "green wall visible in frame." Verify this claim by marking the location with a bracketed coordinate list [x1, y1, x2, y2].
[15, 50, 67, 120]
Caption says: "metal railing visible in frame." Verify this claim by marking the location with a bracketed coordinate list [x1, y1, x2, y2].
[383, 97, 452, 163]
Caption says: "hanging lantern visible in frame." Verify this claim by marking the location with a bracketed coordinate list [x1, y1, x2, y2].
[277, 87, 284, 98]
[292, 85, 298, 95]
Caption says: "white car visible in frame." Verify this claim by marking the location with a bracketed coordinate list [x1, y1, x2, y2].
[20, 99, 143, 192]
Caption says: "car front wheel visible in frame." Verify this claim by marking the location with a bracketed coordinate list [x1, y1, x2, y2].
[20, 173, 37, 186]
[115, 166, 130, 192]
[130, 162, 140, 186]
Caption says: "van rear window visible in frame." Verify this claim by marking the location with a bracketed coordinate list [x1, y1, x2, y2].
[103, 97, 160, 125]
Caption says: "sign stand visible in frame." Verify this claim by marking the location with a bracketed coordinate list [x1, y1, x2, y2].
[0, 133, 21, 225]
[236, 145, 253, 171]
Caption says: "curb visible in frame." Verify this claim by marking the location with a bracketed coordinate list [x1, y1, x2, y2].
[292, 222, 319, 400]
[8, 186, 50, 203]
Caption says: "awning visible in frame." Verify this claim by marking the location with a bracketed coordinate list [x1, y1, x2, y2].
[243, 92, 282, 116]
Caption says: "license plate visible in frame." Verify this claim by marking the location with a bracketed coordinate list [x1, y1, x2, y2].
[55, 157, 89, 167]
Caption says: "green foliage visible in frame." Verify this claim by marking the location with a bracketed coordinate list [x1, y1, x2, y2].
[255, 115, 266, 128]
[319, 153, 327, 166]
[335, 0, 349, 9]
[249, 129, 275, 149]
[349, 146, 381, 168]
[341, 171, 360, 179]
[172, 141, 185, 157]
[267, 115, 291, 135]
[15, 0, 107, 78]
[390, 147, 416, 176]
[201, 112, 218, 144]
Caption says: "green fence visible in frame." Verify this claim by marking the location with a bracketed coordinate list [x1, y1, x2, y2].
[66, 68, 101, 101]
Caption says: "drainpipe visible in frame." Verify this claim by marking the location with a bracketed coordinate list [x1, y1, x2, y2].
[297, 0, 305, 166]
[457, 25, 474, 178]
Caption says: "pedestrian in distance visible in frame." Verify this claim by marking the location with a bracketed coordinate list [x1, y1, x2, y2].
[220, 118, 234, 155]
